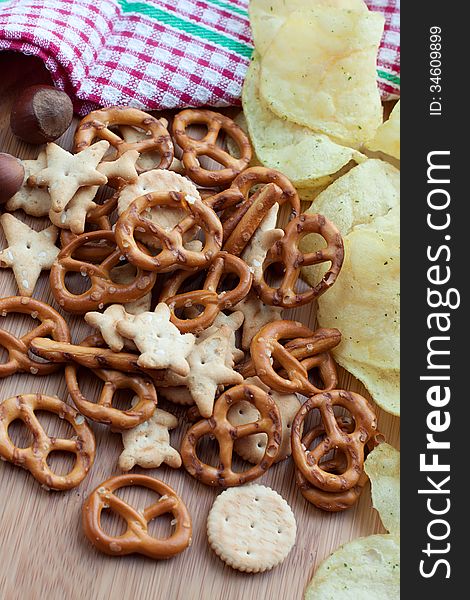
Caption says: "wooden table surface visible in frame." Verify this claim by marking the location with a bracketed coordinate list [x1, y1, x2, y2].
[0, 52, 400, 600]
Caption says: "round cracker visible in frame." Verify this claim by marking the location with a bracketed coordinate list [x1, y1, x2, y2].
[304, 534, 400, 600]
[207, 485, 296, 572]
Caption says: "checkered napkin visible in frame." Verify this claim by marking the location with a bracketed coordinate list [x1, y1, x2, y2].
[0, 0, 400, 116]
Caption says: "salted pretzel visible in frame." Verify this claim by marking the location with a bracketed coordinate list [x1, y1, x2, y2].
[60, 193, 118, 262]
[291, 390, 377, 493]
[0, 296, 70, 378]
[29, 336, 165, 382]
[50, 230, 156, 313]
[172, 109, 252, 187]
[74, 106, 174, 172]
[115, 191, 223, 272]
[0, 394, 95, 490]
[82, 474, 192, 559]
[65, 334, 158, 430]
[254, 213, 344, 308]
[160, 251, 252, 333]
[180, 384, 281, 487]
[221, 183, 283, 256]
[249, 321, 340, 395]
[295, 417, 368, 512]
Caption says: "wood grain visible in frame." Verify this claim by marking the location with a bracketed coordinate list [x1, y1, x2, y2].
[0, 53, 400, 600]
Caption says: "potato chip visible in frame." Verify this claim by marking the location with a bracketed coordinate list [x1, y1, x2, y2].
[242, 58, 365, 187]
[249, 0, 368, 56]
[365, 444, 400, 535]
[300, 160, 399, 236]
[366, 101, 400, 160]
[259, 8, 384, 146]
[338, 358, 400, 416]
[304, 534, 400, 600]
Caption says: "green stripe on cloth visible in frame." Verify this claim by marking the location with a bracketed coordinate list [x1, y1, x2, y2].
[116, 0, 253, 58]
[204, 0, 248, 17]
[377, 69, 400, 86]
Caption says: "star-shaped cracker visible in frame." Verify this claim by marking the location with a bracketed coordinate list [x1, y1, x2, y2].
[242, 203, 284, 282]
[28, 141, 109, 213]
[0, 214, 59, 296]
[197, 311, 245, 365]
[4, 150, 51, 217]
[49, 186, 98, 234]
[119, 406, 181, 471]
[116, 303, 196, 375]
[85, 304, 135, 352]
[98, 149, 139, 187]
[185, 325, 244, 417]
[231, 291, 283, 350]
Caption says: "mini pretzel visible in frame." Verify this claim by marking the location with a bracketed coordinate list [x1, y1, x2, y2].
[60, 194, 118, 262]
[30, 336, 164, 380]
[0, 296, 70, 378]
[180, 384, 281, 487]
[249, 321, 340, 395]
[74, 106, 174, 172]
[82, 474, 192, 559]
[291, 390, 377, 493]
[254, 213, 344, 308]
[295, 418, 368, 512]
[65, 334, 157, 430]
[115, 191, 222, 272]
[172, 109, 252, 187]
[50, 230, 156, 313]
[160, 252, 252, 333]
[222, 183, 283, 256]
[0, 394, 95, 490]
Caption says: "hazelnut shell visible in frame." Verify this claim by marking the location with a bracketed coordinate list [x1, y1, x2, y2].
[10, 85, 74, 144]
[0, 153, 25, 204]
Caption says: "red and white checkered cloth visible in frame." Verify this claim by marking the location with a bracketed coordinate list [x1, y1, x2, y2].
[0, 0, 400, 115]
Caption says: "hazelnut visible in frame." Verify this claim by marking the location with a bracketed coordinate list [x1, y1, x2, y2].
[10, 85, 74, 144]
[0, 153, 25, 204]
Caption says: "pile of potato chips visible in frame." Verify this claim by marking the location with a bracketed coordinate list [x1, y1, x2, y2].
[244, 0, 401, 418]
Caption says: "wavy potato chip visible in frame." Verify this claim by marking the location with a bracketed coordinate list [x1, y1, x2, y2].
[242, 58, 365, 188]
[249, 0, 368, 56]
[304, 534, 400, 600]
[259, 8, 384, 146]
[366, 101, 400, 160]
[365, 444, 400, 535]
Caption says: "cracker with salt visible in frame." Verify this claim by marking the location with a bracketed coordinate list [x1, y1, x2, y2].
[0, 214, 59, 296]
[5, 150, 51, 217]
[207, 485, 296, 572]
[48, 186, 99, 234]
[28, 141, 109, 213]
[85, 304, 135, 352]
[228, 376, 300, 463]
[119, 406, 181, 471]
[116, 303, 195, 375]
[231, 291, 283, 350]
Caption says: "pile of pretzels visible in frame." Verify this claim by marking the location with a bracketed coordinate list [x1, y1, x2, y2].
[0, 106, 382, 560]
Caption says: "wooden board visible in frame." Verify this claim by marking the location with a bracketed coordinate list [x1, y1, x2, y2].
[0, 52, 400, 600]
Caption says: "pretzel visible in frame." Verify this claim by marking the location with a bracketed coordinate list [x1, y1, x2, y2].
[160, 252, 252, 333]
[221, 183, 283, 256]
[50, 230, 157, 313]
[82, 474, 192, 559]
[60, 194, 118, 262]
[65, 334, 157, 430]
[291, 390, 377, 493]
[0, 296, 70, 378]
[249, 321, 340, 395]
[180, 384, 281, 487]
[29, 336, 165, 383]
[0, 394, 95, 490]
[172, 109, 252, 187]
[254, 213, 344, 308]
[74, 106, 174, 172]
[294, 417, 368, 512]
[115, 191, 223, 272]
